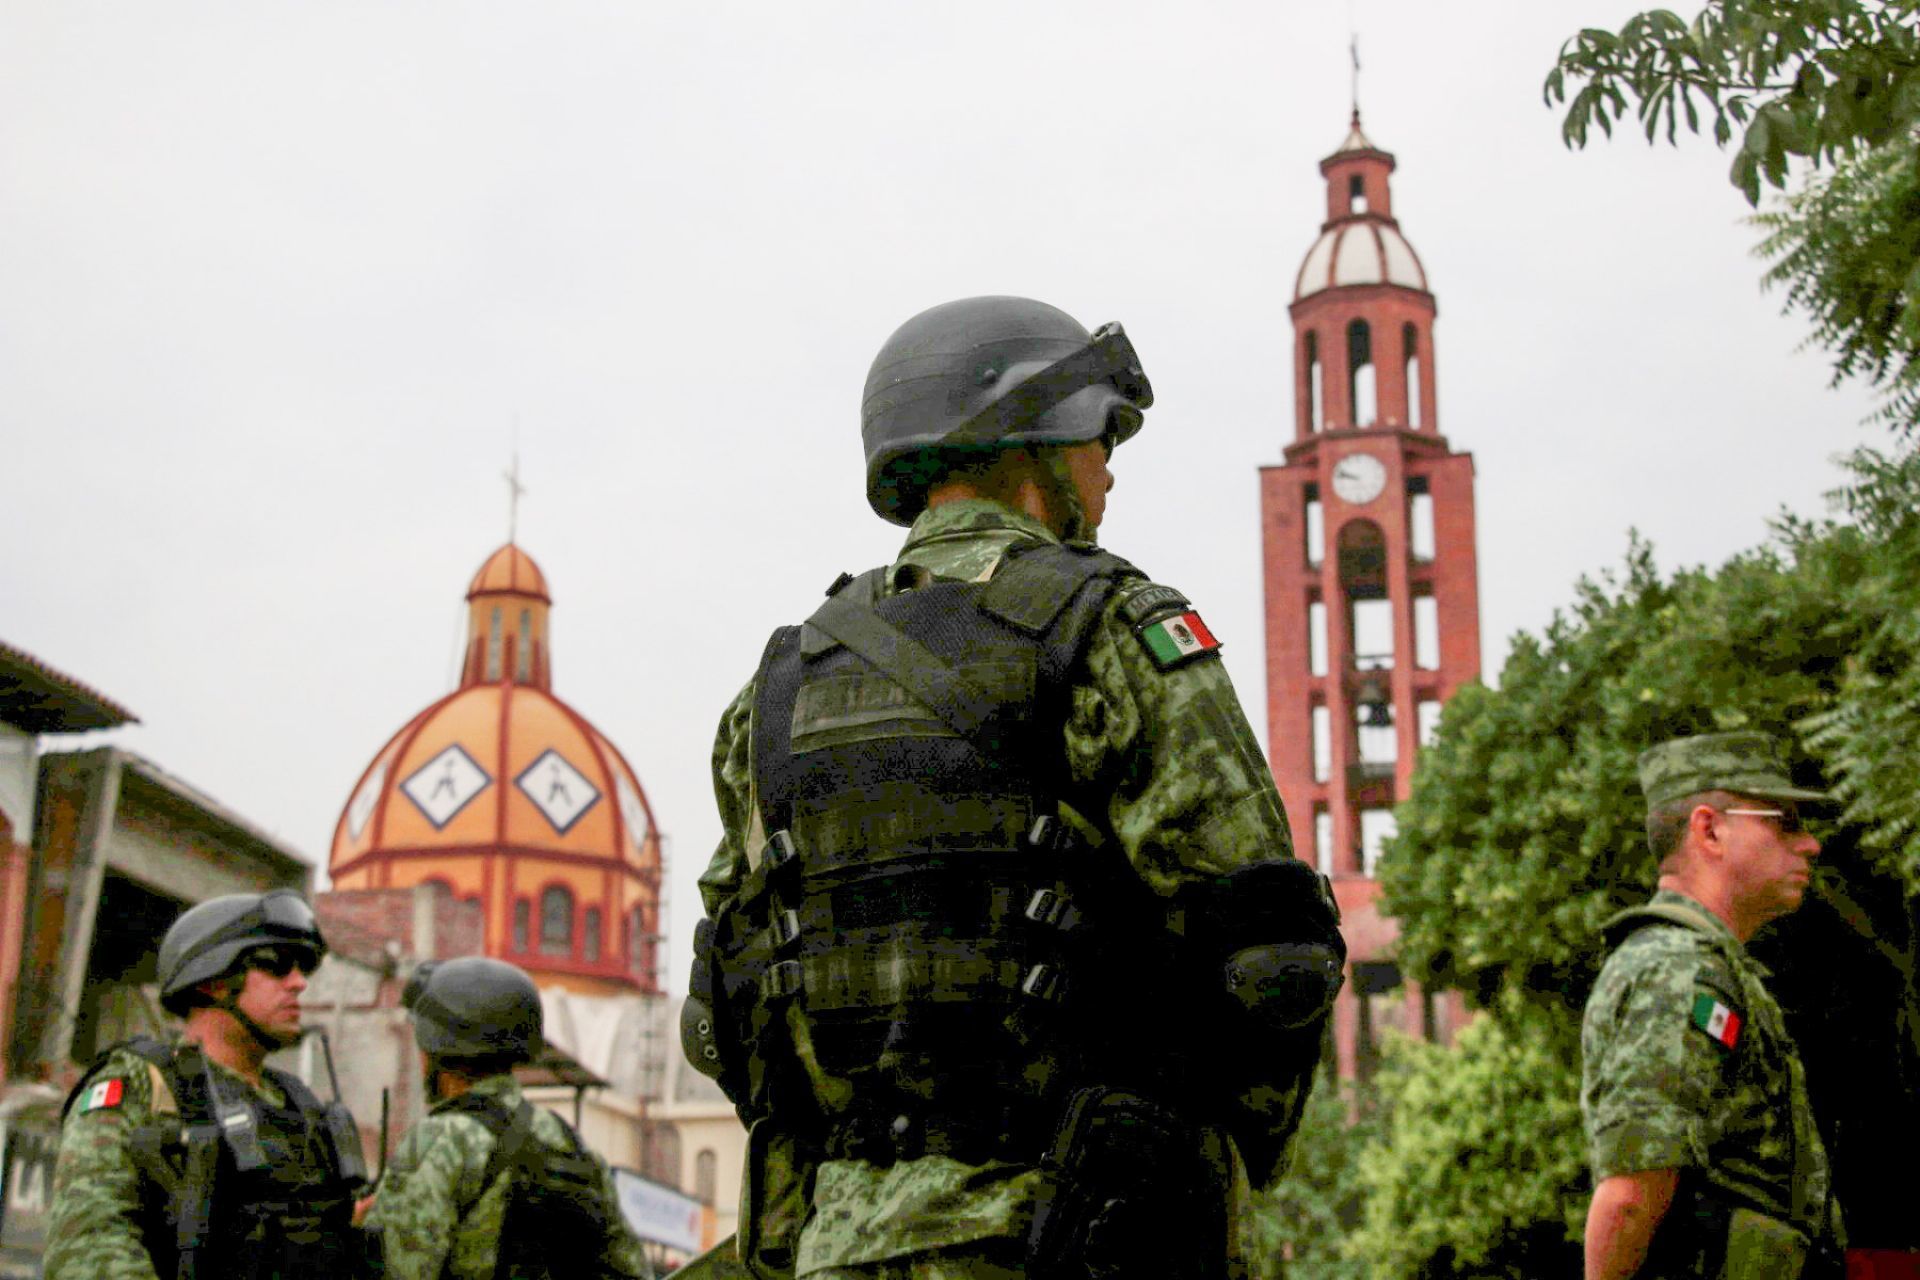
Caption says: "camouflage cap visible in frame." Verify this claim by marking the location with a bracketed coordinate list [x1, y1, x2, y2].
[1636, 731, 1834, 812]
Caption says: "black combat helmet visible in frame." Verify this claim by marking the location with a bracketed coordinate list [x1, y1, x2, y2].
[862, 296, 1154, 524]
[157, 889, 326, 1015]
[402, 956, 544, 1063]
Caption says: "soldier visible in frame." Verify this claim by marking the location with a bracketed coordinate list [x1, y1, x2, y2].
[367, 955, 651, 1280]
[1582, 732, 1847, 1279]
[43, 887, 372, 1280]
[684, 296, 1346, 1279]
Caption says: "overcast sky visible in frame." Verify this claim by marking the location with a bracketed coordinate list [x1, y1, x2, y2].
[2, 2, 1882, 995]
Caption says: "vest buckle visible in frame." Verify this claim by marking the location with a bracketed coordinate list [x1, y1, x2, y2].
[772, 908, 802, 949]
[1025, 888, 1069, 929]
[1020, 963, 1061, 1001]
[762, 830, 799, 873]
[763, 960, 804, 1000]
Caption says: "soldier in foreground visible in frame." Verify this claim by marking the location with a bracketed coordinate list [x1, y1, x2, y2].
[43, 888, 373, 1280]
[367, 955, 651, 1280]
[685, 296, 1346, 1279]
[1582, 732, 1846, 1279]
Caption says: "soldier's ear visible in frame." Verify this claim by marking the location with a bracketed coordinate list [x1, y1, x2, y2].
[1689, 803, 1724, 857]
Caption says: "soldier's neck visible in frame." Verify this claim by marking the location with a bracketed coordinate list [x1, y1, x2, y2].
[1654, 875, 1749, 942]
[184, 1013, 270, 1087]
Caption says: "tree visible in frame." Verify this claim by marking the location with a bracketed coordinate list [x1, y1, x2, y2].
[1374, 525, 1920, 1253]
[1346, 1002, 1587, 1280]
[1380, 526, 1873, 1006]
[1546, 1, 1920, 427]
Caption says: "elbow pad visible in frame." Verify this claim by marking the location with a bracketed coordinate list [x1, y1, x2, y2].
[1172, 859, 1346, 1032]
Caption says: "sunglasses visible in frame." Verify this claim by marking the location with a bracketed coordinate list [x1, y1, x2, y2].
[1721, 807, 1822, 838]
[245, 946, 318, 979]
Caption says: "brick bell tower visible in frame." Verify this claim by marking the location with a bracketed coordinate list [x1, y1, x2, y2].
[1260, 113, 1482, 1081]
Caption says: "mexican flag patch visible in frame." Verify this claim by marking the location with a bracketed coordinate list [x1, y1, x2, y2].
[1137, 611, 1221, 669]
[1692, 994, 1743, 1050]
[80, 1078, 125, 1113]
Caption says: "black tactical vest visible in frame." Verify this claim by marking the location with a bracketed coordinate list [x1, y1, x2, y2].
[714, 541, 1171, 1161]
[68, 1038, 363, 1280]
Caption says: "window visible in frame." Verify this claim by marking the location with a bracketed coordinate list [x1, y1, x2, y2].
[486, 607, 503, 681]
[1418, 699, 1443, 748]
[695, 1150, 718, 1205]
[1403, 323, 1422, 428]
[1312, 705, 1332, 783]
[1308, 601, 1329, 677]
[1351, 597, 1393, 670]
[583, 907, 603, 962]
[1304, 485, 1324, 566]
[512, 899, 530, 952]
[1349, 173, 1369, 215]
[1414, 596, 1440, 670]
[1314, 809, 1334, 875]
[1360, 808, 1397, 878]
[1356, 691, 1396, 771]
[540, 886, 573, 956]
[517, 609, 532, 681]
[629, 906, 651, 979]
[1306, 332, 1324, 432]
[1347, 319, 1375, 427]
[1408, 479, 1436, 561]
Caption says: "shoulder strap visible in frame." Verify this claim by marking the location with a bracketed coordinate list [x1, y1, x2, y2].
[264, 1065, 326, 1117]
[1603, 900, 1727, 947]
[977, 542, 1140, 635]
[804, 582, 1009, 760]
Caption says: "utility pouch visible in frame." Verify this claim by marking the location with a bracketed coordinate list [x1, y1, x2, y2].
[739, 1119, 811, 1280]
[1025, 1088, 1227, 1280]
[323, 1100, 371, 1188]
[1721, 1207, 1809, 1280]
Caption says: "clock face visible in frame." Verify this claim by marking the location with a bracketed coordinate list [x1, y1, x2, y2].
[1331, 452, 1387, 505]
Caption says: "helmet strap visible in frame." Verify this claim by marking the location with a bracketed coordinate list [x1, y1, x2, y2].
[1038, 449, 1094, 544]
[212, 982, 289, 1055]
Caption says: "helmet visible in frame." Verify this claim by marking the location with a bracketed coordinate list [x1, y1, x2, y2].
[862, 296, 1153, 524]
[158, 889, 326, 1015]
[402, 956, 544, 1063]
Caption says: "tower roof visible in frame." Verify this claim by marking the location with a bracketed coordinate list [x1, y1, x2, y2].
[467, 544, 551, 603]
[1294, 113, 1429, 302]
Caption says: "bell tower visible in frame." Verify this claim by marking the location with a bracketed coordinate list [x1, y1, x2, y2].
[1259, 113, 1482, 1079]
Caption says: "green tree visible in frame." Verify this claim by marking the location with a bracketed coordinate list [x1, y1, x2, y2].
[1545, 1, 1920, 426]
[1381, 526, 1872, 1006]
[1346, 1003, 1588, 1280]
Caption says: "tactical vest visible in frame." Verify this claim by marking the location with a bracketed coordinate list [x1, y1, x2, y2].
[438, 1091, 627, 1280]
[711, 541, 1172, 1162]
[65, 1037, 364, 1280]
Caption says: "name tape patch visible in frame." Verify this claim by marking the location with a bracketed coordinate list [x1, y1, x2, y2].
[80, 1078, 126, 1113]
[1691, 993, 1743, 1050]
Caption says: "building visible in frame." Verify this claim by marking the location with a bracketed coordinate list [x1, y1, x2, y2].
[1260, 114, 1483, 1080]
[326, 541, 717, 1257]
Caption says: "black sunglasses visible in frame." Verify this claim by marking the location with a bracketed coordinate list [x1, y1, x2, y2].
[245, 945, 317, 979]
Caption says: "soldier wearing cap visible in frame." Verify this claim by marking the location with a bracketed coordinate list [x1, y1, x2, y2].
[683, 297, 1345, 1280]
[1581, 732, 1846, 1280]
[43, 888, 373, 1280]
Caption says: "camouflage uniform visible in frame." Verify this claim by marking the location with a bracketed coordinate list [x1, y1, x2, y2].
[368, 1072, 650, 1280]
[1582, 731, 1845, 1275]
[43, 1044, 308, 1280]
[1583, 889, 1837, 1250]
[700, 500, 1301, 1278]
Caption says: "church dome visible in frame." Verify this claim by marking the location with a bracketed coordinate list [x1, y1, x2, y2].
[330, 543, 662, 994]
[1293, 222, 1428, 300]
[1293, 112, 1430, 302]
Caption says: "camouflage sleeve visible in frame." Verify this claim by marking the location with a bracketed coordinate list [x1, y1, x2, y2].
[366, 1114, 490, 1280]
[42, 1051, 166, 1280]
[1065, 584, 1293, 895]
[697, 679, 756, 918]
[1582, 941, 1725, 1180]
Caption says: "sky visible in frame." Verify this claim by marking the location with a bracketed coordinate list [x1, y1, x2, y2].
[2, 2, 1883, 996]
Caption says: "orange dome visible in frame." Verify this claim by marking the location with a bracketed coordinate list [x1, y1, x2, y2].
[331, 542, 661, 994]
[468, 544, 551, 603]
